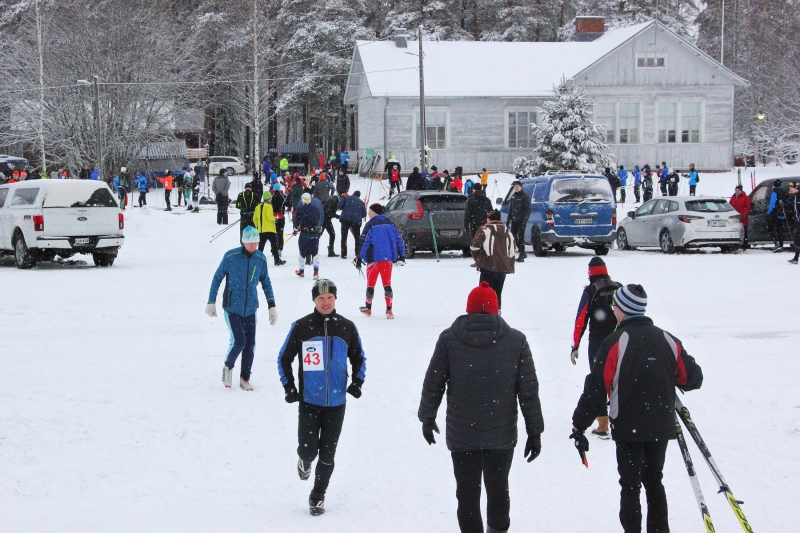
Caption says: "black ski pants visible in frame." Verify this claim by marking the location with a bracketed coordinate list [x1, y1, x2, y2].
[275, 218, 285, 252]
[618, 186, 626, 204]
[164, 189, 172, 210]
[138, 192, 147, 207]
[634, 186, 641, 202]
[340, 220, 361, 258]
[451, 449, 514, 533]
[616, 440, 669, 533]
[479, 270, 506, 309]
[298, 402, 346, 500]
[643, 189, 653, 202]
[216, 195, 228, 225]
[258, 232, 280, 261]
[509, 220, 526, 258]
[768, 215, 785, 247]
[323, 218, 336, 250]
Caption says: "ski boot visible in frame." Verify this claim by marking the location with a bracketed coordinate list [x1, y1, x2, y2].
[386, 308, 394, 320]
[313, 270, 319, 280]
[240, 378, 253, 391]
[359, 306, 372, 317]
[327, 248, 339, 258]
[295, 269, 304, 277]
[309, 498, 325, 516]
[275, 259, 287, 266]
[222, 366, 232, 388]
[772, 245, 783, 253]
[789, 257, 799, 265]
[297, 459, 312, 481]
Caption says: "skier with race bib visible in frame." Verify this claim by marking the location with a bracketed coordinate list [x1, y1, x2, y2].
[385, 157, 402, 198]
[278, 279, 366, 517]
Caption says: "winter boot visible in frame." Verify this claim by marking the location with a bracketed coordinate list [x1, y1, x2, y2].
[275, 258, 287, 266]
[486, 526, 509, 533]
[313, 270, 319, 280]
[772, 245, 783, 252]
[222, 366, 232, 388]
[240, 378, 253, 391]
[340, 255, 347, 260]
[359, 306, 372, 317]
[515, 255, 525, 263]
[193, 207, 199, 213]
[186, 205, 193, 211]
[327, 247, 339, 258]
[297, 459, 312, 481]
[789, 256, 799, 264]
[295, 269, 304, 277]
[591, 416, 610, 440]
[386, 308, 394, 319]
[309, 498, 325, 516]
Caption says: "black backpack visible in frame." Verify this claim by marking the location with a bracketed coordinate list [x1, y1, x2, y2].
[590, 278, 622, 326]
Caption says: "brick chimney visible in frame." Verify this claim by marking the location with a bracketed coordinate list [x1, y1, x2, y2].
[575, 16, 605, 42]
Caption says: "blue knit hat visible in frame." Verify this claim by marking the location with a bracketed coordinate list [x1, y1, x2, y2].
[613, 284, 647, 315]
[241, 226, 260, 244]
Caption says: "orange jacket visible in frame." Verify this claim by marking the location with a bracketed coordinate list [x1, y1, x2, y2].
[157, 175, 173, 190]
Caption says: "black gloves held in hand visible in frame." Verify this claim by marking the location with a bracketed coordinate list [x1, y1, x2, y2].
[570, 427, 590, 454]
[422, 420, 440, 445]
[346, 382, 362, 398]
[524, 433, 542, 463]
[284, 384, 300, 403]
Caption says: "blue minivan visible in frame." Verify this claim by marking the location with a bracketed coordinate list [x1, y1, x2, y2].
[500, 173, 617, 257]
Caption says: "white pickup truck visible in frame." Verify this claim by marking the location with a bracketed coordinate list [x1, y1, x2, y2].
[0, 180, 124, 268]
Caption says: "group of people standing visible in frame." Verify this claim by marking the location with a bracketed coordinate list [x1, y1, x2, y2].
[604, 161, 699, 204]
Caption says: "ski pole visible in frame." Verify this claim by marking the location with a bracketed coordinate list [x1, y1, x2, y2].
[676, 397, 754, 533]
[428, 209, 440, 262]
[675, 413, 716, 533]
[210, 219, 240, 243]
[285, 233, 296, 242]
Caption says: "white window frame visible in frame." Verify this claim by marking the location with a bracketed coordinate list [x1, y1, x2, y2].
[655, 100, 705, 144]
[635, 52, 668, 70]
[504, 107, 539, 149]
[412, 106, 450, 150]
[593, 100, 642, 145]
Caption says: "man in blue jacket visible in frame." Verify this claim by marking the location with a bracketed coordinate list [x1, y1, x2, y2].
[206, 226, 278, 391]
[293, 193, 324, 278]
[339, 149, 350, 172]
[357, 203, 406, 319]
[337, 190, 367, 259]
[617, 165, 628, 204]
[278, 279, 366, 516]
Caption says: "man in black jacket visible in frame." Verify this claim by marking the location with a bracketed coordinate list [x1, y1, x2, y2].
[322, 194, 339, 257]
[406, 167, 426, 191]
[335, 169, 350, 196]
[505, 181, 531, 262]
[572, 284, 703, 533]
[419, 282, 543, 533]
[236, 183, 259, 239]
[464, 184, 494, 239]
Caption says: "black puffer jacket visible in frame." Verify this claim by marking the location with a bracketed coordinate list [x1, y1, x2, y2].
[418, 314, 544, 452]
[506, 190, 531, 223]
[406, 170, 425, 191]
[464, 191, 494, 234]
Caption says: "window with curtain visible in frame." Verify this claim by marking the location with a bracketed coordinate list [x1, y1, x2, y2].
[415, 109, 447, 149]
[508, 110, 536, 148]
[681, 102, 701, 143]
[618, 103, 639, 144]
[595, 103, 616, 144]
[658, 102, 677, 143]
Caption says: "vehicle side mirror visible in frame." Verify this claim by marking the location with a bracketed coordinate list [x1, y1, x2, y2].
[627, 211, 635, 219]
[495, 198, 502, 205]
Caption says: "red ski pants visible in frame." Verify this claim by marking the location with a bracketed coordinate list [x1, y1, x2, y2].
[366, 261, 393, 308]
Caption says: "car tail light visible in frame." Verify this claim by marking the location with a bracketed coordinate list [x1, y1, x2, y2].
[678, 215, 703, 223]
[119, 213, 125, 230]
[611, 208, 617, 226]
[33, 215, 44, 232]
[728, 214, 741, 222]
[545, 210, 554, 227]
[408, 200, 424, 220]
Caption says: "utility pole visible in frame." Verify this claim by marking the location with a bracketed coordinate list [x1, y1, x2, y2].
[418, 26, 427, 174]
[720, 0, 725, 65]
[34, 0, 46, 177]
[93, 76, 103, 181]
[252, 0, 261, 175]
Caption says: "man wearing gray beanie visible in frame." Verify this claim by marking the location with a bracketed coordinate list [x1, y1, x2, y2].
[571, 284, 704, 533]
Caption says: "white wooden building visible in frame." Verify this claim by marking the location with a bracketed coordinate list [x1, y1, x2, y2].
[343, 18, 748, 172]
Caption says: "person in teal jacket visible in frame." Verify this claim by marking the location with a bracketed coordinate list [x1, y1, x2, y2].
[206, 226, 279, 390]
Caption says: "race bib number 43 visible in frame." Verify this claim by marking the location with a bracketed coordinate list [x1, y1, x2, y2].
[302, 341, 325, 372]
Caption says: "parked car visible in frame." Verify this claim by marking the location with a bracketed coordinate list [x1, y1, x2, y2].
[0, 155, 30, 178]
[747, 178, 796, 247]
[499, 174, 617, 257]
[382, 191, 471, 258]
[208, 156, 246, 176]
[0, 180, 124, 268]
[616, 196, 743, 253]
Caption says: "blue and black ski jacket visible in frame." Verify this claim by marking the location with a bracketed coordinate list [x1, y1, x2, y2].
[278, 309, 366, 407]
[208, 247, 275, 317]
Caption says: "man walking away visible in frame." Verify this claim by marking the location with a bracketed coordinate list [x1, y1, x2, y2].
[271, 183, 287, 255]
[464, 184, 494, 240]
[278, 279, 366, 516]
[787, 181, 800, 264]
[337, 190, 367, 259]
[504, 181, 531, 262]
[356, 204, 405, 319]
[406, 167, 425, 191]
[569, 257, 621, 439]
[322, 193, 339, 257]
[236, 182, 259, 239]
[134, 172, 148, 207]
[419, 282, 543, 533]
[729, 185, 751, 249]
[313, 173, 334, 203]
[571, 284, 703, 533]
[767, 179, 786, 252]
[212, 169, 231, 225]
[254, 191, 286, 266]
[687, 164, 699, 196]
[157, 171, 174, 211]
[206, 226, 278, 391]
[470, 209, 515, 309]
[293, 193, 324, 279]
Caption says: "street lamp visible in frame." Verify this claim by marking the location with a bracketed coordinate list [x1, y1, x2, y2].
[78, 76, 103, 181]
[755, 110, 766, 166]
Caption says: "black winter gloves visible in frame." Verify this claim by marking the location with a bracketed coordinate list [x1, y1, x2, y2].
[346, 382, 362, 399]
[422, 420, 440, 445]
[570, 427, 590, 468]
[524, 433, 541, 463]
[284, 384, 300, 403]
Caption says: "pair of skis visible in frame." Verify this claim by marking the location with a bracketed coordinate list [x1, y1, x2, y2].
[675, 396, 754, 533]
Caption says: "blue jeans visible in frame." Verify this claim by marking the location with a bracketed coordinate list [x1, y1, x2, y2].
[588, 338, 608, 417]
[224, 312, 256, 380]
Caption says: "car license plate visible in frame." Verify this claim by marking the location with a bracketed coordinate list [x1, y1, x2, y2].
[574, 218, 593, 225]
[75, 238, 90, 245]
[707, 220, 726, 227]
[440, 230, 459, 237]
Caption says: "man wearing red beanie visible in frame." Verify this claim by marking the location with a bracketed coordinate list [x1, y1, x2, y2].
[418, 281, 544, 533]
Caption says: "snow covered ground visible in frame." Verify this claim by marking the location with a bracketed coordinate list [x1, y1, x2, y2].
[1, 167, 798, 532]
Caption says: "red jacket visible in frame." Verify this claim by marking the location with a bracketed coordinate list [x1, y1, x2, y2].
[729, 192, 751, 226]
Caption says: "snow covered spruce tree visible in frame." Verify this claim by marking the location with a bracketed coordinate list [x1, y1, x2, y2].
[533, 77, 613, 174]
